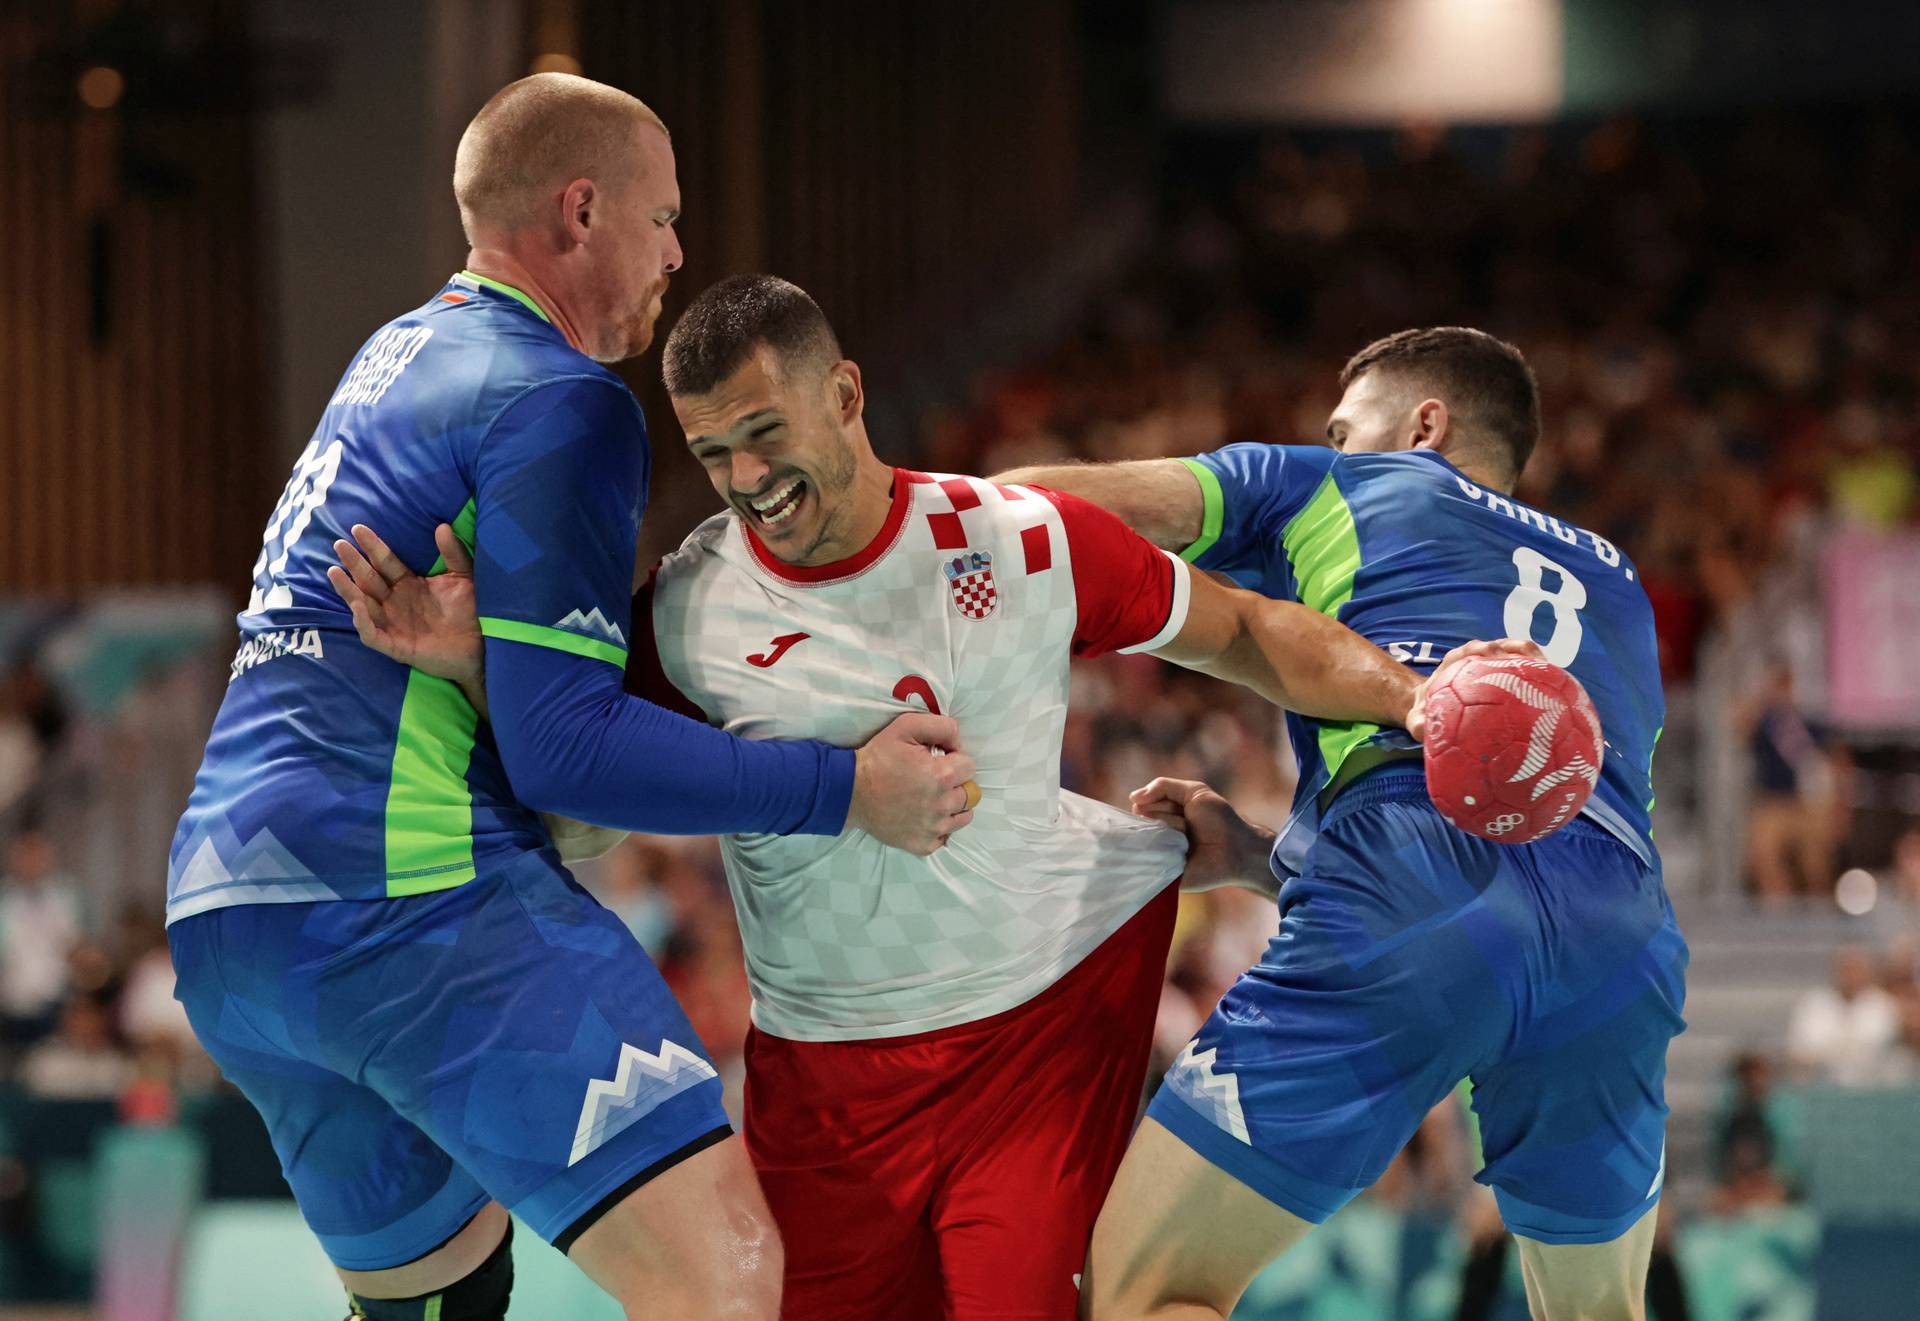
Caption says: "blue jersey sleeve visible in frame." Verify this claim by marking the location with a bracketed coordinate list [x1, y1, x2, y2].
[471, 378, 855, 836]
[1179, 443, 1339, 595]
[472, 375, 646, 660]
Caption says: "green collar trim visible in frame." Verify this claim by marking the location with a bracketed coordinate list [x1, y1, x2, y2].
[458, 270, 552, 324]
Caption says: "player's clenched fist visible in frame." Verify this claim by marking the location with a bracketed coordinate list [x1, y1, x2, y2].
[1129, 776, 1277, 900]
[850, 713, 978, 856]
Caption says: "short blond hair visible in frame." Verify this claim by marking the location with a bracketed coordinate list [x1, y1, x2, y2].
[453, 73, 668, 240]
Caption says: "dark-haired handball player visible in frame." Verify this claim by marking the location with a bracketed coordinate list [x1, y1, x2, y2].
[165, 76, 973, 1321]
[1003, 328, 1686, 1321]
[328, 279, 1533, 1319]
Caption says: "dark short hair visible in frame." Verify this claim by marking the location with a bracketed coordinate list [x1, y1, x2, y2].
[1338, 327, 1541, 478]
[662, 274, 843, 396]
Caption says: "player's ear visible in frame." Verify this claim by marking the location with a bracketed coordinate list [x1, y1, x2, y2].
[832, 359, 864, 424]
[1410, 398, 1450, 452]
[560, 178, 595, 243]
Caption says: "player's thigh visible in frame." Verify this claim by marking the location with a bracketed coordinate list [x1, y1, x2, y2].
[1512, 1208, 1656, 1321]
[743, 1027, 942, 1321]
[566, 1133, 781, 1320]
[339, 856, 739, 1262]
[339, 1202, 510, 1300]
[1146, 811, 1516, 1225]
[1082, 1116, 1314, 1321]
[930, 890, 1176, 1318]
[1469, 867, 1686, 1248]
[169, 905, 492, 1272]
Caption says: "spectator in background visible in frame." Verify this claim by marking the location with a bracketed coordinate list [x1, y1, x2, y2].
[114, 907, 198, 1061]
[592, 839, 678, 960]
[17, 993, 131, 1100]
[0, 825, 84, 1050]
[1786, 946, 1899, 1085]
[4, 660, 69, 763]
[1740, 665, 1848, 903]
[0, 658, 69, 824]
[1708, 1127, 1792, 1218]
[1893, 829, 1920, 908]
[1711, 1052, 1802, 1189]
[1872, 988, 1920, 1084]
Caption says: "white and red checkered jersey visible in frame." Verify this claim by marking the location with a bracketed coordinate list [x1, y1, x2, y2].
[634, 469, 1192, 1042]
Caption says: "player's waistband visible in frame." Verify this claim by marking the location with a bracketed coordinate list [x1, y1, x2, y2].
[1321, 761, 1429, 825]
[1322, 760, 1625, 853]
[1317, 745, 1425, 813]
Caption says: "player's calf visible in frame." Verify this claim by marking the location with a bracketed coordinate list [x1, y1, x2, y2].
[344, 1219, 514, 1321]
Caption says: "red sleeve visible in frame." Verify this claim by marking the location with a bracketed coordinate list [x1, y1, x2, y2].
[1031, 486, 1191, 658]
[623, 563, 714, 723]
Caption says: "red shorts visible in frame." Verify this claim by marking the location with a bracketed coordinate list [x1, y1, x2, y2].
[743, 884, 1179, 1321]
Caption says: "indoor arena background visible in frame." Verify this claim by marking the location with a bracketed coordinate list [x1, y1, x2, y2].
[2, 1, 1919, 1317]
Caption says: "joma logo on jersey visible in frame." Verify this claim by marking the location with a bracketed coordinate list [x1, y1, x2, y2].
[943, 550, 998, 620]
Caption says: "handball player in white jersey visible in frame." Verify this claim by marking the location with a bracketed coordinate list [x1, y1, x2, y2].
[329, 275, 1457, 1320]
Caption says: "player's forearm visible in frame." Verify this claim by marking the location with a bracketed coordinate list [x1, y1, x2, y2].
[1180, 599, 1419, 729]
[486, 640, 855, 836]
[540, 812, 629, 863]
[1227, 820, 1280, 900]
[991, 459, 1204, 552]
[458, 671, 489, 722]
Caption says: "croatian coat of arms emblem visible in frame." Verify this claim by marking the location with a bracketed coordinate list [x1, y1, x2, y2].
[943, 550, 998, 620]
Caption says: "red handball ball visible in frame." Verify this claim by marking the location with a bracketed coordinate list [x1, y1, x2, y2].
[1421, 655, 1604, 844]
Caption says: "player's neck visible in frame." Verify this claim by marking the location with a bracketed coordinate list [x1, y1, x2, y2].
[796, 455, 896, 567]
[462, 247, 590, 355]
[1433, 447, 1514, 494]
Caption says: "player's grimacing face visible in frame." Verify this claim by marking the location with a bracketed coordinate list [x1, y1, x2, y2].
[677, 347, 859, 564]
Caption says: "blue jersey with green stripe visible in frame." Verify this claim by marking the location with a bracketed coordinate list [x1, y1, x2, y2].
[1182, 443, 1662, 876]
[167, 273, 656, 921]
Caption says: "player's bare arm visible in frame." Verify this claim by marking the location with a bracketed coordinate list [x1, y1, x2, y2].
[1155, 570, 1420, 730]
[991, 458, 1204, 551]
[1154, 572, 1543, 739]
[1129, 776, 1278, 899]
[330, 520, 977, 856]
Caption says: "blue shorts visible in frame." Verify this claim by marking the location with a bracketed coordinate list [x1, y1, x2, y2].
[169, 850, 731, 1270]
[1148, 765, 1687, 1245]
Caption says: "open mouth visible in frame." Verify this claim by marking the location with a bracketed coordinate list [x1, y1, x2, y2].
[745, 477, 808, 530]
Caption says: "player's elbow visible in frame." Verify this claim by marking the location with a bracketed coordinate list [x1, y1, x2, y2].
[494, 731, 583, 817]
[490, 697, 604, 819]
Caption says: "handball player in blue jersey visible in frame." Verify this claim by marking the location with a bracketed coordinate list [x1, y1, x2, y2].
[165, 75, 970, 1321]
[1006, 329, 1686, 1321]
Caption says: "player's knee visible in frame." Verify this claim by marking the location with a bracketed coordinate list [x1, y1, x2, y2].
[345, 1220, 514, 1321]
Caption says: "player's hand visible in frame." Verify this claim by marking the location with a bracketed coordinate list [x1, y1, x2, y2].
[1404, 637, 1546, 743]
[1130, 777, 1277, 899]
[327, 522, 485, 686]
[849, 713, 978, 856]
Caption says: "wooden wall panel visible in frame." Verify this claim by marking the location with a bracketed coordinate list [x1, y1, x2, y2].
[576, 0, 1082, 555]
[0, 3, 271, 593]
